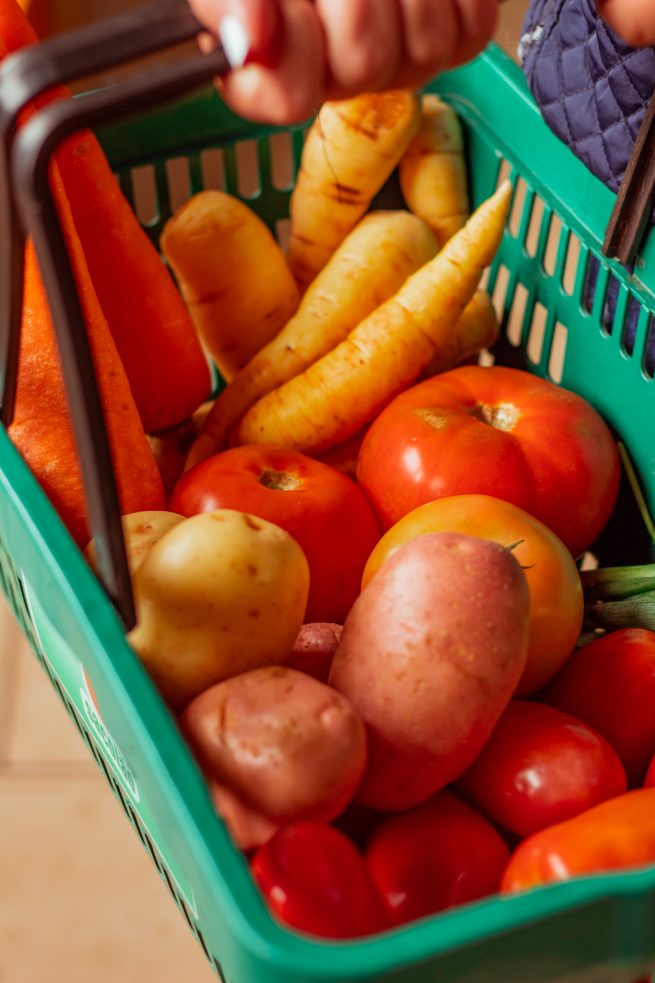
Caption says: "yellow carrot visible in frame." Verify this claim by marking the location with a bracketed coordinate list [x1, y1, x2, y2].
[399, 94, 469, 248]
[234, 182, 512, 455]
[422, 291, 498, 377]
[288, 91, 421, 288]
[187, 210, 438, 466]
[161, 190, 299, 382]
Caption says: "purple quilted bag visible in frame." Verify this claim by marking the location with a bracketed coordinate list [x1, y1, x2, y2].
[520, 0, 655, 350]
[520, 0, 655, 196]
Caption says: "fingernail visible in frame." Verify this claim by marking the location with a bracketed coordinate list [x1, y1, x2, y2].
[219, 14, 250, 69]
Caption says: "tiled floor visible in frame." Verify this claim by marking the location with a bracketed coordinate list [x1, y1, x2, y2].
[1, 3, 529, 982]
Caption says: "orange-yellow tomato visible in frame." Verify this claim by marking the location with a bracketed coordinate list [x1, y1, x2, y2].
[362, 495, 583, 695]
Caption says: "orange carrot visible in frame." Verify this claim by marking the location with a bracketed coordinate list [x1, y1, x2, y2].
[1, 0, 212, 434]
[10, 170, 166, 547]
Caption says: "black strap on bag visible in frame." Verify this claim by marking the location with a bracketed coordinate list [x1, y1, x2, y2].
[0, 0, 228, 628]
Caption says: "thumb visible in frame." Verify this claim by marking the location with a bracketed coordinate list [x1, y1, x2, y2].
[188, 0, 284, 67]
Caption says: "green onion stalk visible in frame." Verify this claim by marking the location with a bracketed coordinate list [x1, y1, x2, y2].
[582, 444, 655, 633]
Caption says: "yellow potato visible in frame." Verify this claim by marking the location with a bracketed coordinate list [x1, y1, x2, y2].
[85, 510, 184, 576]
[128, 510, 310, 710]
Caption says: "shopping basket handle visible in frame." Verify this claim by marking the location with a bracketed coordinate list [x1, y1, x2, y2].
[0, 0, 203, 428]
[0, 4, 229, 629]
[603, 91, 655, 267]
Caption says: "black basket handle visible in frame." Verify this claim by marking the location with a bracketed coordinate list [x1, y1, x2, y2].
[603, 90, 655, 267]
[0, 1, 228, 629]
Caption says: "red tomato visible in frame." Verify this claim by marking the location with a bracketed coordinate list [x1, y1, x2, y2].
[251, 822, 390, 939]
[501, 788, 655, 892]
[457, 701, 627, 838]
[645, 754, 655, 788]
[364, 791, 509, 925]
[545, 629, 655, 786]
[169, 445, 380, 623]
[356, 365, 620, 557]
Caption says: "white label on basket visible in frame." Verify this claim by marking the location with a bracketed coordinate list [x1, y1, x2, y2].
[80, 686, 141, 803]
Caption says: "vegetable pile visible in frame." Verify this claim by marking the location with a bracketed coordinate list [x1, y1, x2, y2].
[6, 0, 655, 948]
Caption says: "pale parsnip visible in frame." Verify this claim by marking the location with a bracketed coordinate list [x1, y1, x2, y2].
[288, 91, 422, 288]
[400, 94, 469, 247]
[188, 210, 438, 466]
[161, 191, 299, 381]
[234, 181, 512, 455]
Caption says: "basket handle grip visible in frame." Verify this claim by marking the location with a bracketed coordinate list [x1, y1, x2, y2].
[0, 3, 228, 629]
[602, 90, 655, 267]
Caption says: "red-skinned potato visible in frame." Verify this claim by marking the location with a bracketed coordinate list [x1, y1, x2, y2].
[287, 624, 343, 683]
[329, 532, 530, 811]
[180, 666, 367, 850]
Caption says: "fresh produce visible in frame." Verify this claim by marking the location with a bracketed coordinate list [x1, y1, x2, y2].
[399, 94, 469, 247]
[235, 182, 511, 455]
[582, 561, 655, 633]
[169, 445, 380, 624]
[365, 790, 509, 925]
[161, 191, 300, 382]
[287, 90, 422, 287]
[251, 823, 391, 939]
[329, 532, 530, 811]
[422, 290, 498, 378]
[287, 624, 343, 683]
[0, 0, 212, 434]
[545, 628, 655, 785]
[187, 210, 439, 464]
[645, 754, 655, 787]
[127, 510, 309, 710]
[362, 495, 584, 695]
[501, 789, 655, 892]
[85, 511, 183, 576]
[12, 212, 165, 547]
[357, 364, 621, 556]
[180, 667, 367, 850]
[457, 701, 627, 837]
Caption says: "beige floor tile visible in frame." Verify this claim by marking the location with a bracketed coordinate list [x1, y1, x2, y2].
[0, 597, 24, 766]
[5, 625, 94, 770]
[0, 773, 217, 983]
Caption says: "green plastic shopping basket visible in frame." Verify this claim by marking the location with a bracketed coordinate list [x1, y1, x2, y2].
[2, 4, 655, 980]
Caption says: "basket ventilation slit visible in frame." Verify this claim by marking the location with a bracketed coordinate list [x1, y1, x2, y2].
[495, 156, 512, 190]
[506, 281, 529, 347]
[562, 234, 581, 296]
[527, 301, 548, 365]
[548, 321, 568, 383]
[200, 148, 225, 192]
[270, 131, 295, 191]
[132, 164, 159, 227]
[236, 140, 261, 200]
[491, 265, 511, 323]
[543, 213, 563, 277]
[524, 194, 545, 257]
[165, 157, 191, 215]
[508, 176, 528, 239]
[621, 293, 643, 356]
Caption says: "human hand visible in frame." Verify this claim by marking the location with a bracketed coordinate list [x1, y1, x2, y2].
[597, 0, 655, 47]
[189, 0, 502, 124]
